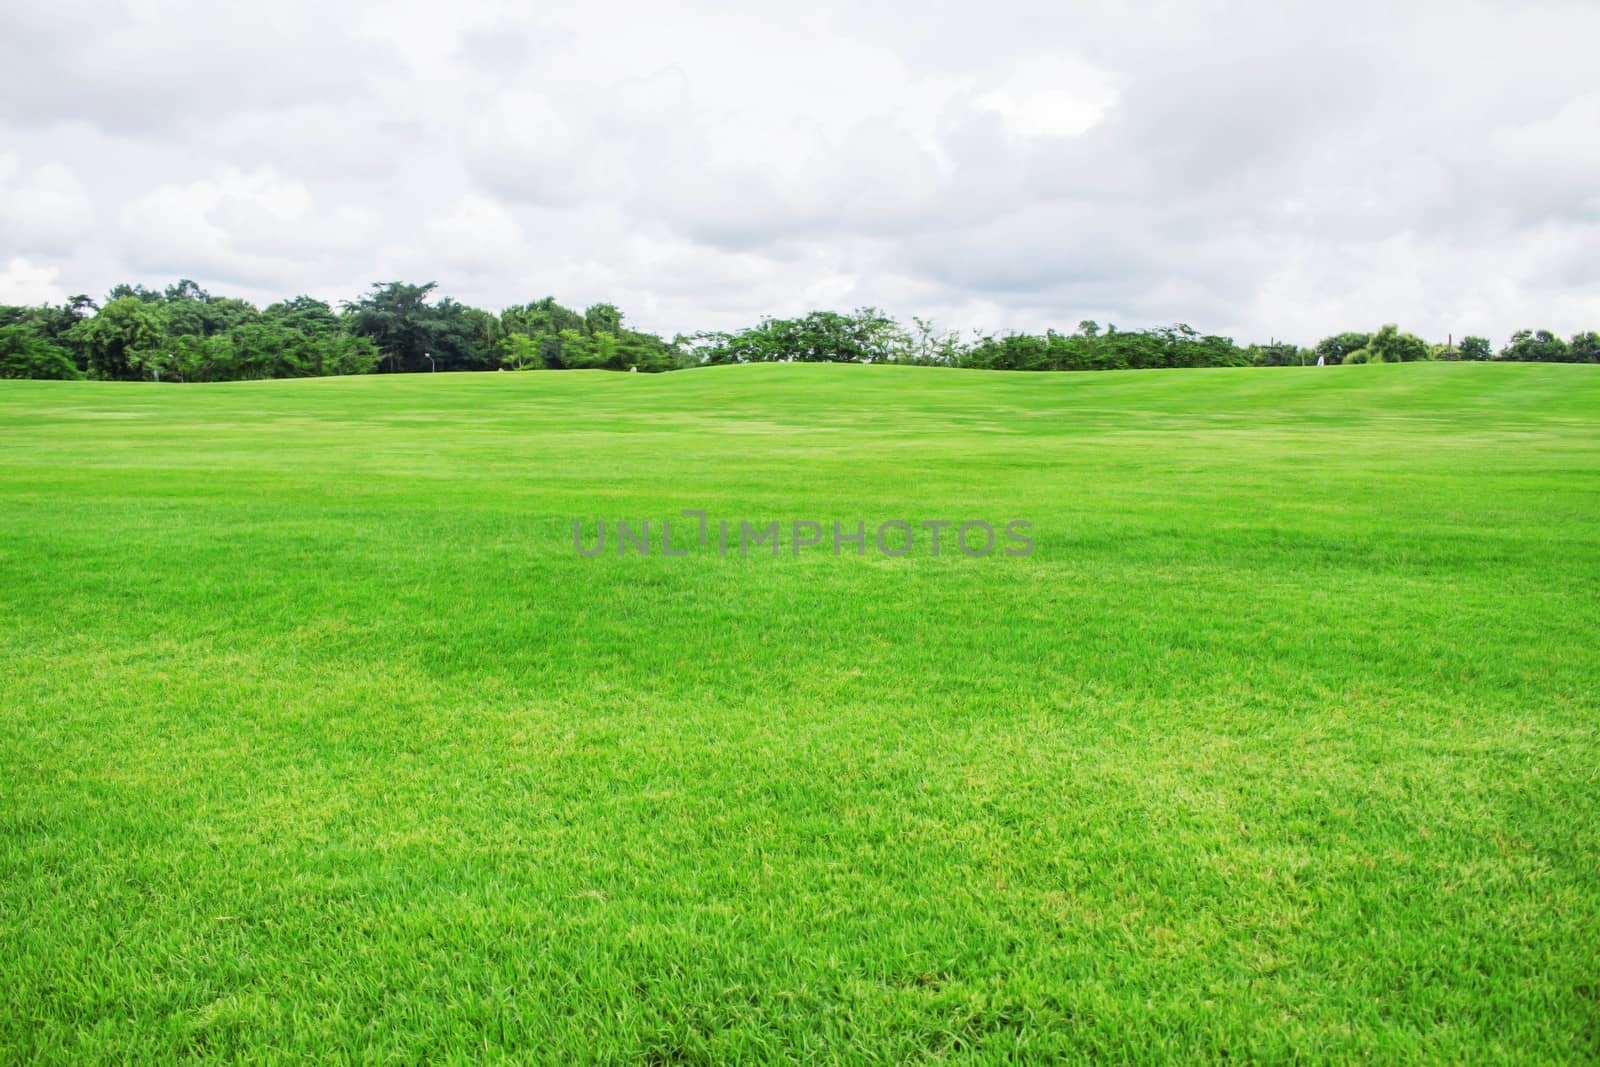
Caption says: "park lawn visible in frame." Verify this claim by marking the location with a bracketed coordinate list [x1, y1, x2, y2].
[1, 361, 1597, 1063]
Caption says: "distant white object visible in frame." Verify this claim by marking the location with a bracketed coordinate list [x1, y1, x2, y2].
[1316, 355, 1326, 366]
[630, 366, 638, 372]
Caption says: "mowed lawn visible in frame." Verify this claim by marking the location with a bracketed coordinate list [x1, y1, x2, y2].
[2, 362, 1597, 1063]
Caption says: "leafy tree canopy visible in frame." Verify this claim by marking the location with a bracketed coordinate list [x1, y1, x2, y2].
[3, 278, 1597, 382]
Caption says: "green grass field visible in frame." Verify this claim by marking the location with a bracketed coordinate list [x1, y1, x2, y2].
[2, 362, 1598, 1063]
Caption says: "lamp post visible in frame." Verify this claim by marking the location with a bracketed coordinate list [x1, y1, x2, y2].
[423, 352, 435, 373]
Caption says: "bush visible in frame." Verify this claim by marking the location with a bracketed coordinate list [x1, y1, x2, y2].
[1315, 331, 1371, 366]
[0, 324, 83, 380]
[1370, 324, 1430, 363]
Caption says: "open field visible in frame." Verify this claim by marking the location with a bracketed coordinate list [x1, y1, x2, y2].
[2, 362, 1598, 1062]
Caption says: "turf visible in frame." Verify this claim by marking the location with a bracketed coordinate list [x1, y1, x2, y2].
[2, 362, 1597, 1063]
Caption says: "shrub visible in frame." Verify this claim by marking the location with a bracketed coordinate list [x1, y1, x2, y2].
[0, 324, 83, 380]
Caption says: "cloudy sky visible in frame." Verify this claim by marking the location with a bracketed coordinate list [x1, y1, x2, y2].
[2, 0, 1597, 344]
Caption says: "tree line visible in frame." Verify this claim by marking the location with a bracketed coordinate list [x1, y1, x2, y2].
[3, 279, 1597, 382]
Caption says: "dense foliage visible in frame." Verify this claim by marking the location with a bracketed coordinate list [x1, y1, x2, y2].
[2, 279, 1596, 381]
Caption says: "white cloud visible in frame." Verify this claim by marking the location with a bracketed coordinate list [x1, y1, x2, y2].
[0, 154, 94, 251]
[0, 257, 68, 306]
[418, 193, 529, 280]
[0, 0, 1597, 345]
[975, 57, 1118, 140]
[117, 167, 379, 296]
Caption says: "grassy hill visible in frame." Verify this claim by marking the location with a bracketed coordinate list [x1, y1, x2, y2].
[3, 362, 1597, 1061]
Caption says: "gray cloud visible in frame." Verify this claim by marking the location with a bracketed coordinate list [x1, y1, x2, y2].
[1, 0, 1596, 345]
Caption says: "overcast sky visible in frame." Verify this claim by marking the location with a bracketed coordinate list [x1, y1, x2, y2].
[2, 0, 1597, 344]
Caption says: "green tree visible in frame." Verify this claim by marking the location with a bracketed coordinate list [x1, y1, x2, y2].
[584, 303, 623, 336]
[0, 324, 82, 379]
[162, 333, 237, 382]
[589, 330, 623, 370]
[704, 308, 904, 364]
[161, 284, 259, 339]
[555, 328, 594, 368]
[163, 279, 209, 303]
[1369, 324, 1430, 363]
[1500, 329, 1570, 362]
[425, 298, 502, 371]
[1459, 336, 1493, 362]
[69, 297, 165, 380]
[500, 297, 586, 369]
[263, 296, 342, 336]
[1568, 331, 1600, 363]
[1314, 332, 1371, 366]
[501, 332, 541, 370]
[898, 318, 969, 366]
[343, 282, 440, 373]
[1248, 340, 1304, 367]
[106, 283, 163, 304]
[1, 301, 94, 373]
[308, 333, 381, 376]
[963, 333, 1053, 370]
